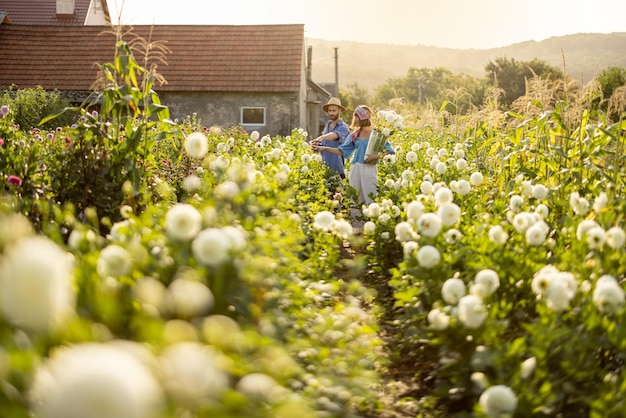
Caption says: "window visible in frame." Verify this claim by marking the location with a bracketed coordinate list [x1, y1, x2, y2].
[241, 107, 266, 126]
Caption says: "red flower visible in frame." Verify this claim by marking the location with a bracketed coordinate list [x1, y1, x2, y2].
[7, 175, 22, 187]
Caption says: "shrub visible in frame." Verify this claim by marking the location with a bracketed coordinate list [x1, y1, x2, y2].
[0, 85, 76, 130]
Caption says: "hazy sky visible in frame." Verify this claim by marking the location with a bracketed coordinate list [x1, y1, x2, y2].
[106, 0, 626, 50]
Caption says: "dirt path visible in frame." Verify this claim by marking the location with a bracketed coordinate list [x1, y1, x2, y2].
[339, 241, 423, 418]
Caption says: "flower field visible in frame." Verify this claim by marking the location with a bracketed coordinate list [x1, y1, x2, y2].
[2, 41, 626, 418]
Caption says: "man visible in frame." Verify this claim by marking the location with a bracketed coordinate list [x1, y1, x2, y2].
[314, 97, 350, 178]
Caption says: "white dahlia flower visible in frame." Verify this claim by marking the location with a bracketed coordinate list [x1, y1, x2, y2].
[416, 245, 441, 269]
[97, 244, 132, 279]
[479, 385, 518, 418]
[159, 342, 229, 406]
[0, 236, 75, 332]
[30, 342, 163, 418]
[441, 277, 466, 305]
[184, 132, 209, 159]
[458, 294, 487, 329]
[165, 203, 202, 241]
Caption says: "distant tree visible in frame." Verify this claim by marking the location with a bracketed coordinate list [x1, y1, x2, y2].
[443, 73, 486, 114]
[372, 77, 405, 107]
[597, 66, 626, 104]
[340, 82, 370, 120]
[372, 67, 484, 112]
[595, 66, 626, 121]
[484, 56, 563, 109]
[373, 67, 438, 107]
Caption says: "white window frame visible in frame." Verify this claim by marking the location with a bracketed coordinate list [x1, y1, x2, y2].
[240, 106, 266, 126]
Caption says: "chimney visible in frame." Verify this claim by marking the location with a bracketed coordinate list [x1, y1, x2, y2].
[56, 0, 75, 15]
[306, 46, 312, 81]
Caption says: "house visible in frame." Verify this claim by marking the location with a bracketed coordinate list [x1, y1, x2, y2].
[0, 1, 331, 137]
[0, 0, 109, 25]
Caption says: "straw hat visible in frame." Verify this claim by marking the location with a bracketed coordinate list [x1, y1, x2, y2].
[322, 97, 346, 112]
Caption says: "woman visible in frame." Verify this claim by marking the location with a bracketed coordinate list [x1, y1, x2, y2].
[312, 105, 395, 231]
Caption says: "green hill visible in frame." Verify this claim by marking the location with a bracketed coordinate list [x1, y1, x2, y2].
[307, 32, 626, 93]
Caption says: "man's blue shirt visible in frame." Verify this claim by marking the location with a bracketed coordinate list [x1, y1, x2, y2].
[321, 120, 350, 174]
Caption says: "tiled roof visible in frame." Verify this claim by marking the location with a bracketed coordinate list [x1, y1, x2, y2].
[0, 24, 304, 92]
[0, 0, 92, 25]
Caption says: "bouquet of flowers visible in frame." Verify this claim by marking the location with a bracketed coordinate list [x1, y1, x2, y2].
[366, 109, 405, 155]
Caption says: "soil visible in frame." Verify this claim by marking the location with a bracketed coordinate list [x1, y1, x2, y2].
[338, 240, 424, 418]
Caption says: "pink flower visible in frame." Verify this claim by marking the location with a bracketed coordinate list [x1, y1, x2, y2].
[7, 175, 22, 187]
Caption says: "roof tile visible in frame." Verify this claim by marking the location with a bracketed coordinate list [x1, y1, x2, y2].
[0, 24, 304, 92]
[0, 0, 93, 25]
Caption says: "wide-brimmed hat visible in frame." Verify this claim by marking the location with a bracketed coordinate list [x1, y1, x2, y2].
[322, 97, 346, 112]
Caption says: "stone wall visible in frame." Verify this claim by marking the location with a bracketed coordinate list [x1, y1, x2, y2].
[160, 91, 301, 137]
